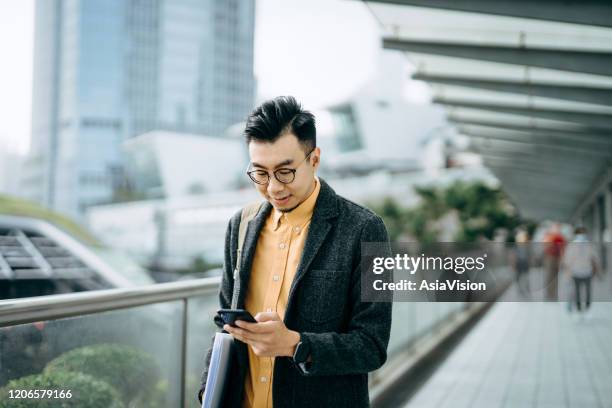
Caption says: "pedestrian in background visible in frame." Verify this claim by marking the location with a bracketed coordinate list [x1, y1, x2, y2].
[511, 229, 531, 298]
[562, 226, 600, 319]
[543, 223, 566, 300]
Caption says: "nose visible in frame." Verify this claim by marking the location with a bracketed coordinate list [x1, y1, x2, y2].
[267, 176, 285, 196]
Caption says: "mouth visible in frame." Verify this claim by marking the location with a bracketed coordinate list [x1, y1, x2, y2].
[272, 195, 291, 205]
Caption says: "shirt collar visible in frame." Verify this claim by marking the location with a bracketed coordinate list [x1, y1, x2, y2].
[272, 177, 320, 230]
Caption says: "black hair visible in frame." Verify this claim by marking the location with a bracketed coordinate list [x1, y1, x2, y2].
[244, 96, 316, 151]
[575, 226, 587, 234]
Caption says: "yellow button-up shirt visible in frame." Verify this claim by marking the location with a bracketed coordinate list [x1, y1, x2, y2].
[242, 178, 321, 408]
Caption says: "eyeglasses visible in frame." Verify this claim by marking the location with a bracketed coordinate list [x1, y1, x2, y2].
[247, 148, 315, 185]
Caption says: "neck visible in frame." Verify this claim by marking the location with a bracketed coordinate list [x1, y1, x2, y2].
[304, 177, 316, 200]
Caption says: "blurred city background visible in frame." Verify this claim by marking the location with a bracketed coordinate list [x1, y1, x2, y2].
[0, 0, 611, 407]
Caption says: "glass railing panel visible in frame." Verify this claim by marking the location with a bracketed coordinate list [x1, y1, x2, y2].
[387, 302, 417, 357]
[385, 301, 466, 362]
[0, 301, 183, 407]
[414, 302, 437, 337]
[184, 294, 219, 407]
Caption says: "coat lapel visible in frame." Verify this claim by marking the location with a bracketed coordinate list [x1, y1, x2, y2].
[286, 179, 339, 313]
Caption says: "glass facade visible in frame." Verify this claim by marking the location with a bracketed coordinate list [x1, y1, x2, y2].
[23, 0, 63, 206]
[25, 0, 255, 217]
[330, 104, 364, 153]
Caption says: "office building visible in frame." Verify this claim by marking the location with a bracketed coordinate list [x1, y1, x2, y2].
[22, 0, 255, 217]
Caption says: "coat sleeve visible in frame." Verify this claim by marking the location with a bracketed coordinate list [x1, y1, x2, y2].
[298, 215, 393, 376]
[197, 214, 238, 403]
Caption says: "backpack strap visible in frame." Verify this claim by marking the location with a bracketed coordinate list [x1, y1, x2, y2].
[231, 202, 264, 308]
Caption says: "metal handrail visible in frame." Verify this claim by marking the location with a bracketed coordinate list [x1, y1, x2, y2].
[0, 276, 221, 327]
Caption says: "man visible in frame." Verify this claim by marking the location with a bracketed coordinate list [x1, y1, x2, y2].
[562, 226, 600, 316]
[198, 96, 392, 407]
[543, 222, 566, 300]
[510, 229, 531, 297]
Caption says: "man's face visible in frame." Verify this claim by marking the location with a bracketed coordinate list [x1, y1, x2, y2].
[248, 133, 320, 212]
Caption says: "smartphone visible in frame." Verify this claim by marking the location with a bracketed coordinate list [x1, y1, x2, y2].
[217, 309, 257, 327]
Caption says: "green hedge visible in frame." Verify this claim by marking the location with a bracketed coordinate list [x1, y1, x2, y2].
[44, 343, 161, 406]
[0, 370, 122, 408]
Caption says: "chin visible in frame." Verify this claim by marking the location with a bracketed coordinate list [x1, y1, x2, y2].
[267, 194, 296, 212]
[277, 201, 299, 213]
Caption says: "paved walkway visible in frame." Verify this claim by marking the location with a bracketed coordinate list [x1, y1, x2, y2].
[403, 274, 612, 408]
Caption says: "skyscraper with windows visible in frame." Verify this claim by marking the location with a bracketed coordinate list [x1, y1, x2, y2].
[22, 0, 255, 217]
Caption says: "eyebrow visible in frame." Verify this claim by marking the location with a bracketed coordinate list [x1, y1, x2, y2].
[251, 158, 294, 169]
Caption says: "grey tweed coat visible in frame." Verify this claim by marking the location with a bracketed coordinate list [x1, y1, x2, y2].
[198, 178, 392, 407]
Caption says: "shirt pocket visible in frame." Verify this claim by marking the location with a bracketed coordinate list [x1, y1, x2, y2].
[298, 269, 346, 324]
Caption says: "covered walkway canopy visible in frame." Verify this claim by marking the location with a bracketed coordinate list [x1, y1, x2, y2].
[365, 0, 612, 225]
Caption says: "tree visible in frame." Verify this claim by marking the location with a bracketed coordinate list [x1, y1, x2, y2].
[369, 181, 521, 244]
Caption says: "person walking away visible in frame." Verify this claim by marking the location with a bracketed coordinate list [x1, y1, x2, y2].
[543, 223, 566, 300]
[562, 226, 600, 319]
[511, 230, 531, 298]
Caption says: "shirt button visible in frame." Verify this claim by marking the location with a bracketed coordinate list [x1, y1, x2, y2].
[279, 243, 286, 249]
[294, 226, 300, 233]
[260, 376, 267, 383]
[272, 275, 280, 281]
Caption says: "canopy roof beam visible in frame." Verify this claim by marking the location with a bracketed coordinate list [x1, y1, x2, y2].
[435, 97, 612, 129]
[384, 38, 612, 76]
[448, 116, 612, 138]
[413, 73, 612, 106]
[366, 0, 612, 28]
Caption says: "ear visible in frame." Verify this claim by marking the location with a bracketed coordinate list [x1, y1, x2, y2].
[311, 147, 321, 170]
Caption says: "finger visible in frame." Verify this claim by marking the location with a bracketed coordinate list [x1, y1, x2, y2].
[230, 332, 248, 344]
[224, 324, 248, 335]
[231, 326, 261, 342]
[254, 311, 280, 323]
[239, 320, 278, 335]
[235, 319, 276, 334]
[254, 320, 279, 333]
[234, 320, 262, 332]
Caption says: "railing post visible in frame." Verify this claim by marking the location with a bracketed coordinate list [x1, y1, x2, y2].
[180, 297, 188, 408]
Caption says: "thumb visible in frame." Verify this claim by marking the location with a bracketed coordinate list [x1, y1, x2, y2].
[254, 311, 280, 322]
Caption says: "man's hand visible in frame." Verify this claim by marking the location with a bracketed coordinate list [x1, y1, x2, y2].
[223, 312, 300, 358]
